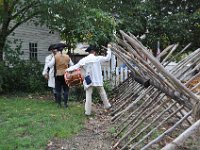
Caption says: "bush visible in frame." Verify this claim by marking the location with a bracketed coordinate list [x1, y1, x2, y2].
[0, 60, 48, 94]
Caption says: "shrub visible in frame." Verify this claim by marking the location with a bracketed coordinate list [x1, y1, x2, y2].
[0, 60, 48, 94]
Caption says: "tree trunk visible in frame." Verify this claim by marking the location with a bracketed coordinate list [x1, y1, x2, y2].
[0, 35, 7, 61]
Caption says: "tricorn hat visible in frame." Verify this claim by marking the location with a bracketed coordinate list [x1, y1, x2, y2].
[85, 45, 97, 52]
[48, 44, 56, 51]
[54, 43, 67, 51]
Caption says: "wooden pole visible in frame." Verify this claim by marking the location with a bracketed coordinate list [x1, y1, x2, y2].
[161, 118, 200, 150]
[119, 30, 199, 104]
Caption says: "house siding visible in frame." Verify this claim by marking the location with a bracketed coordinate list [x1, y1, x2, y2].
[7, 21, 61, 64]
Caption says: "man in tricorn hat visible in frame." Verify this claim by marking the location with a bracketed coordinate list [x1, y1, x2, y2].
[42, 44, 57, 101]
[48, 43, 73, 108]
[66, 44, 112, 115]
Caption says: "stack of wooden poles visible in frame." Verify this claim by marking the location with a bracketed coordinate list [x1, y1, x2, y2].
[109, 31, 200, 150]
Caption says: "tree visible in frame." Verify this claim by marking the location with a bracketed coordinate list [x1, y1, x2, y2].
[83, 0, 200, 53]
[142, 0, 200, 51]
[46, 0, 117, 53]
[0, 0, 48, 61]
[0, 0, 117, 61]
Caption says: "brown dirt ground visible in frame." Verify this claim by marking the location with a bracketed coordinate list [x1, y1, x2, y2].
[45, 103, 115, 150]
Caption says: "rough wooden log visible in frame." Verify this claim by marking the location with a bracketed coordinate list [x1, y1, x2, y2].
[111, 80, 136, 107]
[176, 58, 200, 80]
[141, 111, 192, 150]
[111, 94, 135, 120]
[157, 44, 175, 59]
[111, 86, 149, 122]
[112, 82, 137, 107]
[119, 30, 199, 106]
[115, 86, 156, 130]
[183, 63, 200, 80]
[115, 36, 194, 107]
[161, 44, 179, 63]
[162, 43, 191, 69]
[120, 101, 177, 150]
[129, 105, 184, 150]
[122, 44, 192, 103]
[113, 96, 171, 149]
[171, 48, 200, 76]
[161, 118, 200, 150]
[185, 72, 200, 86]
[115, 90, 162, 137]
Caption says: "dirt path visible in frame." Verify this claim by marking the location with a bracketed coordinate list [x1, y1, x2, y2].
[46, 104, 114, 150]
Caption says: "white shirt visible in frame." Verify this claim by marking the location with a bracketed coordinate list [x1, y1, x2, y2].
[42, 53, 55, 88]
[66, 49, 111, 86]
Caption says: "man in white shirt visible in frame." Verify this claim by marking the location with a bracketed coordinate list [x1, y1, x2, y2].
[42, 44, 57, 101]
[48, 43, 74, 108]
[66, 44, 112, 115]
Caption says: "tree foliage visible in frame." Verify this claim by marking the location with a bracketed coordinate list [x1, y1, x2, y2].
[83, 0, 200, 52]
[0, 0, 52, 61]
[0, 0, 199, 61]
[142, 0, 200, 51]
[46, 0, 117, 51]
[0, 0, 117, 59]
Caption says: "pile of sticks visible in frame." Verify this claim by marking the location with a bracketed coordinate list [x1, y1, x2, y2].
[109, 31, 200, 150]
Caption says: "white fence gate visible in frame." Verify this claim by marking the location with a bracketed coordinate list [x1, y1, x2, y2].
[102, 66, 129, 88]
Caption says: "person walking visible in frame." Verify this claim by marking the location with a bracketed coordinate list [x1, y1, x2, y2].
[48, 43, 74, 108]
[66, 44, 112, 115]
[42, 44, 57, 101]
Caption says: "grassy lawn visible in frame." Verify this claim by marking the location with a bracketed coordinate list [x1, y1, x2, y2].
[0, 97, 86, 150]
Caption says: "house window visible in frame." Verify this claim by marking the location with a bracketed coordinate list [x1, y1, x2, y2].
[29, 42, 38, 60]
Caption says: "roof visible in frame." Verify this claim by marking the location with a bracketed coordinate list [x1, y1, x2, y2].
[72, 43, 89, 55]
[72, 47, 88, 55]
[61, 42, 88, 55]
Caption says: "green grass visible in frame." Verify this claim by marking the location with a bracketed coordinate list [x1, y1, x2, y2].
[0, 97, 86, 150]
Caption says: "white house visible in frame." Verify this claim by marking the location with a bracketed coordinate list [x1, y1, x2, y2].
[7, 21, 61, 64]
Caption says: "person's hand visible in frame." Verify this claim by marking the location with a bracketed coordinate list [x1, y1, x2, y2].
[44, 74, 49, 80]
[65, 68, 73, 73]
[107, 43, 112, 48]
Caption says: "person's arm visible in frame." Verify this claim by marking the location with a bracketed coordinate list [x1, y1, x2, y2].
[47, 56, 55, 69]
[42, 56, 50, 76]
[66, 58, 85, 72]
[69, 58, 74, 67]
[99, 47, 112, 63]
[43, 55, 53, 80]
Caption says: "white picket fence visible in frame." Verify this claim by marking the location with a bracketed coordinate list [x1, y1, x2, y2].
[102, 66, 129, 88]
[102, 62, 193, 88]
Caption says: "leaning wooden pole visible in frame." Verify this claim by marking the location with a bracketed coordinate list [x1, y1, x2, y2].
[141, 111, 192, 150]
[119, 30, 200, 119]
[113, 41, 189, 103]
[161, 119, 200, 150]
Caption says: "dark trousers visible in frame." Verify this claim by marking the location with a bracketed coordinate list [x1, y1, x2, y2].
[55, 75, 69, 105]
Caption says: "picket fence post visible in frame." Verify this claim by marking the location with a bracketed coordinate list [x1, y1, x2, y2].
[103, 66, 129, 88]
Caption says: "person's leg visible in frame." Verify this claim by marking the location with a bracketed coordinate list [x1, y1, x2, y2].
[52, 88, 56, 102]
[85, 86, 93, 115]
[55, 76, 62, 107]
[62, 79, 69, 108]
[97, 86, 111, 109]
